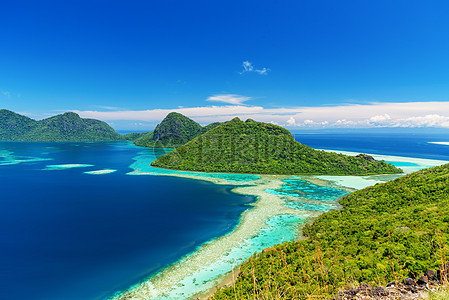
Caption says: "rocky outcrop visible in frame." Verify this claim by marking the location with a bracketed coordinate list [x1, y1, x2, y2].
[332, 269, 445, 300]
[356, 153, 376, 162]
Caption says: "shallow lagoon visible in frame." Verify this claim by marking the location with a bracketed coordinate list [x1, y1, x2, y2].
[116, 137, 449, 299]
[2, 133, 449, 300]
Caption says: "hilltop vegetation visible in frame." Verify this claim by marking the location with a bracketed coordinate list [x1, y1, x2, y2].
[151, 117, 402, 175]
[134, 112, 220, 148]
[0, 109, 122, 141]
[122, 132, 148, 141]
[0, 109, 36, 140]
[213, 164, 449, 299]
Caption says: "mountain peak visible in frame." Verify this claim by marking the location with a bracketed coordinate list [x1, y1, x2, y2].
[135, 112, 219, 148]
[0, 110, 121, 141]
[61, 112, 81, 118]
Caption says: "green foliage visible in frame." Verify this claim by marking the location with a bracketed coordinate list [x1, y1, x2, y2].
[151, 117, 402, 175]
[0, 110, 122, 141]
[122, 132, 149, 141]
[199, 121, 221, 134]
[213, 165, 449, 299]
[134, 131, 158, 147]
[134, 112, 221, 148]
[0, 109, 37, 140]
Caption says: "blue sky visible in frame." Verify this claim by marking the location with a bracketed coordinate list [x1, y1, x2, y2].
[1, 0, 449, 130]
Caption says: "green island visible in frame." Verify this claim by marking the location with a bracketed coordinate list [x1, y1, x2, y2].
[151, 117, 402, 175]
[122, 132, 148, 142]
[0, 109, 122, 141]
[134, 112, 220, 148]
[212, 164, 449, 299]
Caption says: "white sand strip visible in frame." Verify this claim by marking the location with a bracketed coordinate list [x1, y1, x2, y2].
[112, 174, 322, 300]
[84, 169, 117, 175]
[44, 164, 94, 170]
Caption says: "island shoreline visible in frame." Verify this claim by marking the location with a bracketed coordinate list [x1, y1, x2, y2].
[114, 149, 449, 300]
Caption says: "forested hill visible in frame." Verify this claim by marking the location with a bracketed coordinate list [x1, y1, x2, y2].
[134, 112, 220, 148]
[0, 109, 122, 141]
[151, 117, 402, 175]
[213, 163, 449, 299]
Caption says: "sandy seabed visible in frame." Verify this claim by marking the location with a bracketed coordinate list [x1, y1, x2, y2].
[113, 173, 315, 299]
[113, 152, 448, 300]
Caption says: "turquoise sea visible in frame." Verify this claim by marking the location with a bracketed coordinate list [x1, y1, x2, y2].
[2, 132, 449, 299]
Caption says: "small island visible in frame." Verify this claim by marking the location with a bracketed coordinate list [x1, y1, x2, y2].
[151, 116, 403, 176]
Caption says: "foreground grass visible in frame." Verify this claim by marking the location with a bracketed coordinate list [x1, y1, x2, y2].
[212, 164, 449, 299]
[429, 286, 449, 300]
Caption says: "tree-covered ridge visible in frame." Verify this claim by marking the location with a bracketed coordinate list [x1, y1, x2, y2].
[0, 109, 36, 140]
[122, 132, 149, 141]
[0, 109, 122, 141]
[213, 164, 449, 299]
[151, 117, 402, 175]
[134, 112, 221, 148]
[199, 121, 221, 134]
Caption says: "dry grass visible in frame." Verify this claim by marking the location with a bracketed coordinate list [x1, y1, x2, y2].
[428, 285, 449, 300]
[210, 236, 449, 300]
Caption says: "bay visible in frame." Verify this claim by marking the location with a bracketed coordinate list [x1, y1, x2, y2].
[0, 142, 255, 300]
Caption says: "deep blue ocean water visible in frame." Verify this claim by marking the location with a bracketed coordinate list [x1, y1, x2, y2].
[2, 132, 449, 300]
[294, 131, 449, 161]
[0, 142, 255, 300]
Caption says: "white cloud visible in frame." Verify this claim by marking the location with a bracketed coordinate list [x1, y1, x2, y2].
[370, 114, 391, 122]
[95, 105, 128, 111]
[286, 116, 296, 126]
[397, 114, 449, 128]
[73, 101, 449, 129]
[239, 61, 270, 75]
[255, 67, 269, 75]
[333, 119, 359, 126]
[206, 94, 252, 105]
[241, 61, 254, 73]
[293, 120, 330, 127]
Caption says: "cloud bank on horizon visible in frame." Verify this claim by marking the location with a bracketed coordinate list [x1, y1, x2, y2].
[74, 100, 449, 129]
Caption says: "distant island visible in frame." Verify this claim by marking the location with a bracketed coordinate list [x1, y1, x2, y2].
[151, 117, 403, 175]
[0, 109, 219, 144]
[0, 109, 402, 176]
[133, 112, 220, 148]
[0, 109, 122, 141]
